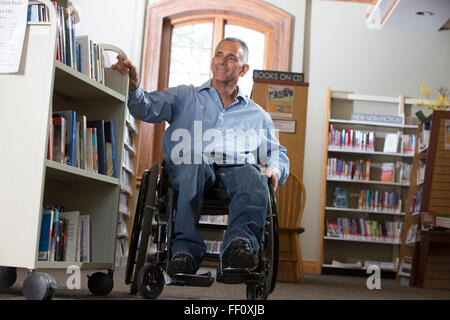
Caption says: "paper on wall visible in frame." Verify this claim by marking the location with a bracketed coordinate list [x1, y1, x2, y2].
[0, 0, 28, 73]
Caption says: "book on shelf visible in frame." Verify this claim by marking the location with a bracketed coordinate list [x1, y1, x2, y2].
[199, 215, 229, 225]
[51, 116, 66, 163]
[76, 114, 87, 170]
[104, 121, 117, 178]
[357, 189, 401, 213]
[204, 240, 223, 255]
[38, 206, 91, 263]
[27, 1, 50, 22]
[402, 134, 416, 155]
[417, 159, 426, 185]
[333, 187, 348, 208]
[419, 123, 431, 151]
[60, 211, 80, 262]
[38, 208, 54, 261]
[328, 125, 375, 152]
[87, 120, 106, 175]
[326, 217, 403, 243]
[92, 127, 99, 173]
[86, 127, 94, 171]
[410, 188, 422, 213]
[78, 215, 91, 262]
[383, 133, 399, 153]
[327, 158, 371, 181]
[53, 110, 76, 166]
[420, 212, 435, 231]
[380, 162, 394, 183]
[405, 224, 417, 244]
[330, 260, 362, 269]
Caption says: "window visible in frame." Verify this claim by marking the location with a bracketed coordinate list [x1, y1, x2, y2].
[137, 0, 292, 176]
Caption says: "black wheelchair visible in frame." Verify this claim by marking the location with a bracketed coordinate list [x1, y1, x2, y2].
[125, 162, 279, 300]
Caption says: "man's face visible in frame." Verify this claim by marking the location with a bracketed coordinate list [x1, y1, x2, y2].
[211, 41, 249, 83]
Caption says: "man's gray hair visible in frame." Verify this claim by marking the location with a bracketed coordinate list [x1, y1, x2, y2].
[216, 37, 249, 64]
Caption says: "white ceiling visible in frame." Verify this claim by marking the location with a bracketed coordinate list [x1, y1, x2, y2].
[368, 0, 450, 31]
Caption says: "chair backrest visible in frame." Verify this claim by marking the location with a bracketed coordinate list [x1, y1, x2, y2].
[275, 171, 306, 229]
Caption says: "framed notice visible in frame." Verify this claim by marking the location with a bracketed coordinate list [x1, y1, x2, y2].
[267, 85, 294, 119]
[273, 119, 296, 134]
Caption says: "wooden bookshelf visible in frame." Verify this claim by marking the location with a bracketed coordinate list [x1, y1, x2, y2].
[403, 111, 450, 289]
[0, 0, 129, 299]
[319, 87, 420, 276]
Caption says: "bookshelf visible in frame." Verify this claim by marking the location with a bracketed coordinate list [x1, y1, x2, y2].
[0, 0, 129, 299]
[398, 111, 450, 289]
[319, 87, 420, 277]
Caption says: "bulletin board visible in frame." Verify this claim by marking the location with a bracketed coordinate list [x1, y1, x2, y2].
[252, 70, 309, 181]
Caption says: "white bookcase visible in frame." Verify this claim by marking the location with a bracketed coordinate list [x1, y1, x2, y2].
[0, 0, 129, 299]
[319, 87, 421, 276]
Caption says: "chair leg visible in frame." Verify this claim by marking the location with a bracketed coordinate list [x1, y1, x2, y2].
[294, 235, 304, 283]
[289, 234, 298, 282]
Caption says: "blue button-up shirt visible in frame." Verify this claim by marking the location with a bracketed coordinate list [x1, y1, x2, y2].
[128, 80, 289, 185]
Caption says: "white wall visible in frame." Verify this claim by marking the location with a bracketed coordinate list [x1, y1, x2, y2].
[302, 0, 450, 263]
[70, 0, 147, 71]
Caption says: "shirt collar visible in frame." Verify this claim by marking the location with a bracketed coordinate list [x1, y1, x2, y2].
[199, 80, 250, 105]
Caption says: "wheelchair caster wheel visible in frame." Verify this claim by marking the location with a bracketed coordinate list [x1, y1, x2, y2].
[0, 266, 17, 288]
[22, 272, 56, 300]
[137, 264, 164, 299]
[87, 272, 114, 296]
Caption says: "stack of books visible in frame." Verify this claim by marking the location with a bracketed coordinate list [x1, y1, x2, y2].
[328, 125, 375, 152]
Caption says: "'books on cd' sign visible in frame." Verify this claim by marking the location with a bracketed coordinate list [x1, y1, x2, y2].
[253, 70, 304, 83]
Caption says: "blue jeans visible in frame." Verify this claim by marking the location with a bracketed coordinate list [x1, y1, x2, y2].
[166, 163, 269, 270]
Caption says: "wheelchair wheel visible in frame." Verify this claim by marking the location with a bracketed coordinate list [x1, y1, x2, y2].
[137, 263, 164, 299]
[246, 186, 278, 300]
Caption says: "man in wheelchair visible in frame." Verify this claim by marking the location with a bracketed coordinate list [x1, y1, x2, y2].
[113, 37, 289, 279]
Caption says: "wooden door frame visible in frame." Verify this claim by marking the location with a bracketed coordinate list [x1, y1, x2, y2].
[137, 0, 292, 179]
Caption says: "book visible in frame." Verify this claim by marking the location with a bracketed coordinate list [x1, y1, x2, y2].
[333, 187, 348, 208]
[86, 127, 93, 171]
[104, 121, 117, 178]
[383, 133, 399, 153]
[78, 215, 91, 262]
[76, 114, 87, 169]
[420, 212, 435, 231]
[75, 35, 92, 78]
[92, 127, 99, 173]
[52, 116, 66, 163]
[87, 120, 106, 175]
[53, 110, 77, 166]
[38, 208, 54, 261]
[47, 113, 53, 161]
[60, 211, 80, 262]
[49, 207, 61, 261]
[381, 162, 394, 183]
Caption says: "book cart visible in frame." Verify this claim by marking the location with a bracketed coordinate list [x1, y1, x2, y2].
[0, 0, 129, 299]
[398, 111, 450, 289]
[318, 87, 420, 277]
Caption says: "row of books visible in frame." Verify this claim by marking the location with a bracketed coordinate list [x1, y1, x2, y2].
[28, 2, 106, 84]
[358, 189, 401, 213]
[328, 126, 375, 152]
[327, 158, 371, 181]
[326, 217, 403, 243]
[405, 224, 418, 244]
[199, 215, 229, 226]
[205, 240, 223, 255]
[38, 206, 91, 262]
[47, 110, 117, 178]
[418, 123, 431, 151]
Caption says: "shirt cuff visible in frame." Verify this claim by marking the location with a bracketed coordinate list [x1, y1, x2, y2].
[128, 86, 143, 102]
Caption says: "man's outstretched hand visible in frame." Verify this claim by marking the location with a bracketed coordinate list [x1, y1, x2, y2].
[111, 55, 140, 92]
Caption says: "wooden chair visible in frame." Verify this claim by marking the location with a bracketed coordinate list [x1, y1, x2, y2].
[276, 171, 306, 283]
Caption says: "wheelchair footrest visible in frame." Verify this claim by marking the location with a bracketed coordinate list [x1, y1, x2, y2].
[169, 272, 214, 287]
[216, 268, 263, 285]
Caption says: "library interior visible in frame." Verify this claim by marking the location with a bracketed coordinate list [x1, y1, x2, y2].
[0, 0, 450, 302]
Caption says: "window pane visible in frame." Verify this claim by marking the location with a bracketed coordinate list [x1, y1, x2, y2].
[225, 25, 265, 97]
[169, 23, 213, 88]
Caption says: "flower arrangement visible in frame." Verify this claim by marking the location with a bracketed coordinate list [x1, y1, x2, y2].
[416, 83, 450, 111]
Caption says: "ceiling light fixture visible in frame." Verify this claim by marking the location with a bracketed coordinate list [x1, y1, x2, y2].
[416, 11, 434, 16]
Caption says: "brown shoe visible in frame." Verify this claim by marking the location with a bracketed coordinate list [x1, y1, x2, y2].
[222, 239, 259, 270]
[167, 253, 196, 275]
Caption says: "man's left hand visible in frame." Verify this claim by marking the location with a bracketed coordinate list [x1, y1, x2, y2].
[265, 168, 279, 191]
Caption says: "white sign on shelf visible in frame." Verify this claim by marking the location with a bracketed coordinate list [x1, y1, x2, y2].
[0, 0, 28, 73]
